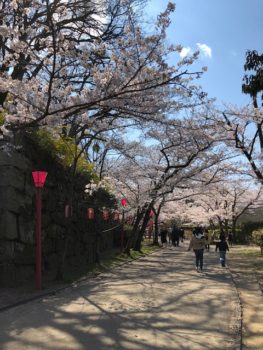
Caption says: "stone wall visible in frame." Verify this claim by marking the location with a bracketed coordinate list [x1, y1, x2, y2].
[0, 139, 121, 287]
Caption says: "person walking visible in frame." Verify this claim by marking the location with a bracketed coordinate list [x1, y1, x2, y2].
[227, 232, 233, 247]
[179, 227, 185, 243]
[167, 227, 173, 246]
[172, 225, 181, 246]
[187, 227, 206, 272]
[204, 228, 210, 251]
[215, 236, 229, 267]
[159, 226, 168, 247]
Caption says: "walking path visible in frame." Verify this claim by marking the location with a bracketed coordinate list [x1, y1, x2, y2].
[0, 242, 242, 350]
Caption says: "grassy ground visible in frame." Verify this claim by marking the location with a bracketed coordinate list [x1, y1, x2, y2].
[228, 244, 263, 291]
[229, 245, 263, 273]
[98, 240, 160, 270]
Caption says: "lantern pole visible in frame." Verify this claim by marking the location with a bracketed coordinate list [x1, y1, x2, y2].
[32, 171, 47, 290]
[121, 208, 124, 251]
[35, 187, 42, 290]
[120, 198, 128, 251]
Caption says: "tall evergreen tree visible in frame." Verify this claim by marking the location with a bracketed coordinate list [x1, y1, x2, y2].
[242, 50, 263, 108]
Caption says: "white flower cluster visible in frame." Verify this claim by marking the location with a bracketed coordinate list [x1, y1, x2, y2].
[85, 176, 113, 196]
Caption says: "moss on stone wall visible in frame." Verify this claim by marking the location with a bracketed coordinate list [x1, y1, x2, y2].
[0, 131, 121, 287]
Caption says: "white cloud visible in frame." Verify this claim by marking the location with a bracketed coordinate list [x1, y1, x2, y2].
[196, 43, 212, 58]
[179, 47, 192, 58]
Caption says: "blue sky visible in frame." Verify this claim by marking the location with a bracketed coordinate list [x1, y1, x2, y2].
[145, 0, 263, 107]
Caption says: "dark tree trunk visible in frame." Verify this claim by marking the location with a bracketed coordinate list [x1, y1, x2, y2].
[134, 204, 153, 251]
[153, 213, 159, 245]
[124, 207, 144, 256]
[231, 217, 237, 242]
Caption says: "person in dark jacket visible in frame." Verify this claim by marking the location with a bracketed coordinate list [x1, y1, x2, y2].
[172, 225, 180, 246]
[204, 228, 210, 251]
[219, 230, 226, 242]
[227, 233, 233, 247]
[179, 228, 185, 242]
[215, 237, 229, 267]
[159, 227, 168, 247]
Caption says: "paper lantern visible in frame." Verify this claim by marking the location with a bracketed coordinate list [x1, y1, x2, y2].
[87, 208, 94, 219]
[102, 210, 109, 220]
[32, 171, 48, 188]
[121, 198, 128, 207]
[65, 205, 73, 218]
[112, 211, 120, 221]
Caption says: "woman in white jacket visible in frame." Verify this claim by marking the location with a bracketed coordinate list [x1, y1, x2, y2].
[188, 227, 206, 272]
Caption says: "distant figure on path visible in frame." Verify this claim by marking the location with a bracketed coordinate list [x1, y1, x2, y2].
[179, 227, 185, 243]
[172, 225, 181, 246]
[167, 227, 172, 245]
[227, 232, 233, 247]
[204, 228, 210, 251]
[159, 226, 168, 247]
[187, 227, 206, 272]
[215, 236, 229, 267]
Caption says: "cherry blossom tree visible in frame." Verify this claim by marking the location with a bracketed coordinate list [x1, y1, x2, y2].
[105, 110, 232, 252]
[170, 174, 262, 241]
[220, 106, 263, 184]
[1, 1, 234, 260]
[0, 0, 208, 143]
[209, 51, 263, 185]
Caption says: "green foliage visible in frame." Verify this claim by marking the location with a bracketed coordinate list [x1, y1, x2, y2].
[211, 222, 263, 244]
[209, 228, 230, 242]
[232, 228, 243, 243]
[96, 241, 160, 271]
[123, 224, 133, 237]
[26, 128, 116, 211]
[242, 50, 263, 104]
[32, 128, 94, 177]
[240, 221, 263, 243]
[92, 187, 117, 209]
[0, 112, 5, 126]
[252, 229, 263, 247]
[210, 229, 220, 241]
[140, 241, 160, 255]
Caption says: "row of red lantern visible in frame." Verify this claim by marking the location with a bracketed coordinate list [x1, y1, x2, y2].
[88, 208, 121, 221]
[31, 171, 130, 290]
[65, 205, 121, 221]
[65, 206, 152, 220]
[65, 198, 129, 220]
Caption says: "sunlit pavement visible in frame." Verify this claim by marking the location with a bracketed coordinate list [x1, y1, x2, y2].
[0, 242, 241, 350]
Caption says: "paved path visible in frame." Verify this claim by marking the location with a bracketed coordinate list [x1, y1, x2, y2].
[0, 243, 241, 350]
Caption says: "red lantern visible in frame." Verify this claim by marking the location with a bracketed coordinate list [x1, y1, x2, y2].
[112, 211, 120, 221]
[126, 215, 133, 224]
[87, 208, 94, 219]
[102, 210, 109, 220]
[121, 198, 128, 207]
[32, 171, 48, 188]
[65, 205, 73, 218]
